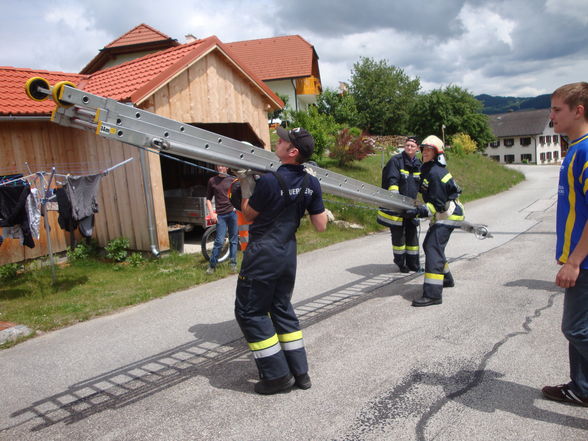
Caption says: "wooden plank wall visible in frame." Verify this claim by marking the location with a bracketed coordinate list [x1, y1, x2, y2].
[0, 120, 168, 265]
[143, 50, 272, 148]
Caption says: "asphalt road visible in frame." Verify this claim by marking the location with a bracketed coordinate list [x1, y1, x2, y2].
[1, 164, 587, 441]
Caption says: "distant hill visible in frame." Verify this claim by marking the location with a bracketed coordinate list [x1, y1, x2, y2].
[476, 94, 551, 115]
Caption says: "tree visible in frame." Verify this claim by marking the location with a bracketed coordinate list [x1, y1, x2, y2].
[285, 106, 340, 160]
[316, 88, 360, 128]
[409, 85, 494, 150]
[349, 57, 420, 135]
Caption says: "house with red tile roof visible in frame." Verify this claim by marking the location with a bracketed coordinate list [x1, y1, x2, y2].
[0, 34, 283, 264]
[227, 35, 322, 112]
[80, 23, 180, 75]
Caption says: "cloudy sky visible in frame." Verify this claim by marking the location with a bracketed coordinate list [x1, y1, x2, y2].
[2, 0, 587, 97]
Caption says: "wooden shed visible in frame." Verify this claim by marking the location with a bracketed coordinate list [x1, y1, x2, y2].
[0, 34, 283, 265]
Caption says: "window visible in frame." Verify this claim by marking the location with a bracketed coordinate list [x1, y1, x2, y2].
[521, 153, 533, 163]
[520, 137, 531, 146]
[540, 136, 545, 144]
[549, 121, 554, 127]
[490, 155, 500, 162]
[553, 135, 559, 144]
[504, 154, 515, 163]
[540, 152, 546, 162]
[546, 135, 551, 143]
[547, 151, 552, 160]
[554, 151, 559, 160]
[489, 140, 500, 148]
[504, 138, 514, 147]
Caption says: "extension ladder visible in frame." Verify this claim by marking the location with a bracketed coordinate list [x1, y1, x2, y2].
[24, 78, 491, 238]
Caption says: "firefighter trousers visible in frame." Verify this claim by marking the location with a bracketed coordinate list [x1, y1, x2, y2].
[389, 219, 420, 271]
[422, 223, 455, 300]
[235, 203, 308, 381]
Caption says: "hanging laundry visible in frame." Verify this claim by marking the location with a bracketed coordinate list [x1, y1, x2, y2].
[2, 224, 24, 242]
[64, 174, 102, 238]
[65, 174, 102, 220]
[26, 188, 41, 240]
[55, 187, 77, 232]
[0, 184, 34, 248]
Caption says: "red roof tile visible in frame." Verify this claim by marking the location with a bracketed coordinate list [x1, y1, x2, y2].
[0, 36, 283, 116]
[0, 67, 86, 116]
[227, 35, 317, 81]
[105, 23, 174, 49]
[84, 39, 208, 102]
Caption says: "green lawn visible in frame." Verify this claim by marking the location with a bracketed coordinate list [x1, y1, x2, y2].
[0, 153, 524, 347]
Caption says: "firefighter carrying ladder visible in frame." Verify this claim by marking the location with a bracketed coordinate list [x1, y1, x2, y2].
[24, 77, 491, 239]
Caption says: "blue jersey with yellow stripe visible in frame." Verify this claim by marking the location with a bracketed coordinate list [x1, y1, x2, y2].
[556, 134, 588, 267]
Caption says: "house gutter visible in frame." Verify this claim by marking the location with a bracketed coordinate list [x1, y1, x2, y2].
[139, 149, 161, 257]
[0, 115, 51, 121]
[290, 79, 298, 112]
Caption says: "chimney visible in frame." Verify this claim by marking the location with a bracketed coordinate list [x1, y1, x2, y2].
[185, 34, 198, 43]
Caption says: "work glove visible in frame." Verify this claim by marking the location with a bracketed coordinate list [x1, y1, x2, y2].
[234, 169, 257, 199]
[404, 205, 429, 219]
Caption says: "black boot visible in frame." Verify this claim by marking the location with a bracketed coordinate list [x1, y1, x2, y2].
[254, 374, 295, 395]
[294, 373, 312, 390]
[411, 296, 442, 307]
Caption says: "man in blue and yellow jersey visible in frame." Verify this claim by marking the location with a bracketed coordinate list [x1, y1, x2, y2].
[543, 82, 588, 407]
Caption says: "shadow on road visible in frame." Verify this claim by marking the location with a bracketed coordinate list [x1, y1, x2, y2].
[5, 265, 419, 433]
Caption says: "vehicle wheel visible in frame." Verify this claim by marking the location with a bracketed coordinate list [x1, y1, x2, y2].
[201, 225, 230, 263]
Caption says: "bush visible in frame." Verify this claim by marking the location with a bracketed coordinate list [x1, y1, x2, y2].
[0, 263, 19, 281]
[66, 241, 97, 262]
[285, 106, 340, 160]
[105, 237, 130, 263]
[329, 128, 376, 166]
[450, 133, 478, 157]
[126, 252, 145, 267]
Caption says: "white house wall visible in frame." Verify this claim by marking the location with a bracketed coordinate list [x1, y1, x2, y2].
[265, 79, 316, 112]
[486, 121, 561, 165]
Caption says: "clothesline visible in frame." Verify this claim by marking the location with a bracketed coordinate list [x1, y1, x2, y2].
[0, 158, 134, 187]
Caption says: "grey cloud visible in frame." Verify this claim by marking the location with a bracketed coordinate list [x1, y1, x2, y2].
[273, 0, 467, 40]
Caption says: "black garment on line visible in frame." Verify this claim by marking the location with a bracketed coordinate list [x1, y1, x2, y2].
[55, 187, 77, 232]
[0, 184, 35, 248]
[55, 186, 95, 238]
